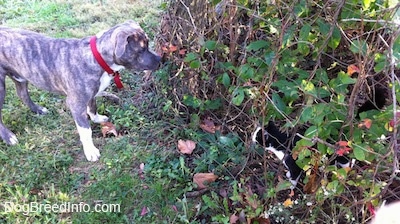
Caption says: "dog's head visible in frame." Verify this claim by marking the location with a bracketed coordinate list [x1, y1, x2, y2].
[105, 20, 161, 71]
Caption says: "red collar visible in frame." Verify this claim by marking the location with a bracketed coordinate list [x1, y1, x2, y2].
[89, 36, 124, 89]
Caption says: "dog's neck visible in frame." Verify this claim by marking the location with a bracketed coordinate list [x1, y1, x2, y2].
[90, 36, 124, 89]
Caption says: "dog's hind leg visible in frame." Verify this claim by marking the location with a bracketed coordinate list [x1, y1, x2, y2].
[0, 73, 18, 145]
[12, 79, 48, 115]
[87, 98, 108, 123]
[67, 96, 100, 162]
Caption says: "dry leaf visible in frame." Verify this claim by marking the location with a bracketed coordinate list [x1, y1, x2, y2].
[179, 49, 187, 55]
[343, 166, 352, 173]
[177, 139, 196, 154]
[168, 44, 178, 52]
[101, 122, 118, 137]
[385, 122, 394, 132]
[303, 172, 319, 194]
[283, 198, 294, 208]
[140, 206, 149, 216]
[336, 141, 352, 156]
[229, 214, 240, 224]
[161, 42, 178, 53]
[387, 111, 400, 131]
[138, 163, 145, 179]
[358, 118, 372, 129]
[347, 64, 360, 76]
[193, 173, 218, 189]
[200, 117, 220, 134]
[251, 217, 270, 224]
[243, 187, 259, 209]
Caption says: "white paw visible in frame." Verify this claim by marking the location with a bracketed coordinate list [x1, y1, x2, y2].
[92, 114, 109, 123]
[84, 146, 101, 162]
[8, 134, 18, 145]
[39, 107, 49, 114]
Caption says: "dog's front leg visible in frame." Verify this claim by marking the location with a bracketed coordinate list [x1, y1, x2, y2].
[87, 98, 108, 123]
[67, 97, 100, 162]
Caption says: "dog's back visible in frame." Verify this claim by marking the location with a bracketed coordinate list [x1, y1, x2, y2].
[0, 27, 90, 94]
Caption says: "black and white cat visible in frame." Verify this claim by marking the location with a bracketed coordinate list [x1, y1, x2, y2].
[252, 88, 386, 187]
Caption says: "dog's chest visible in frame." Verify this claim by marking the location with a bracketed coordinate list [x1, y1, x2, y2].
[96, 64, 125, 96]
[96, 72, 113, 96]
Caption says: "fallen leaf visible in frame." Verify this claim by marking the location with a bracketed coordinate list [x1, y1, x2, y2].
[140, 206, 149, 216]
[219, 188, 228, 198]
[283, 198, 294, 208]
[238, 210, 246, 223]
[243, 187, 259, 209]
[29, 188, 40, 195]
[347, 64, 360, 76]
[101, 122, 118, 137]
[161, 42, 178, 53]
[200, 117, 220, 134]
[358, 118, 372, 129]
[193, 173, 218, 189]
[138, 163, 145, 179]
[229, 214, 240, 224]
[177, 139, 196, 154]
[168, 43, 178, 52]
[179, 49, 187, 55]
[251, 217, 270, 224]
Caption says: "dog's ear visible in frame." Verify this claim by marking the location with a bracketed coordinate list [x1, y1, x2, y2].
[113, 30, 130, 59]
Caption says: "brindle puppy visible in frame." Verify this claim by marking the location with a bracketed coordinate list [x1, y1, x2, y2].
[0, 20, 161, 161]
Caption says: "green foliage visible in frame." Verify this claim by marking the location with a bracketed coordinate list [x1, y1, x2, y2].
[160, 0, 399, 223]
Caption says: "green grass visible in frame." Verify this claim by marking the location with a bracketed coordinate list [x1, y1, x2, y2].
[0, 0, 185, 223]
[2, 1, 256, 223]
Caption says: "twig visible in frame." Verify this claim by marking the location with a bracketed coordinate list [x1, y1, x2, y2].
[307, 0, 346, 81]
[388, 28, 400, 175]
[295, 133, 336, 149]
[169, 61, 184, 81]
[185, 188, 209, 198]
[341, 18, 400, 26]
[178, 0, 199, 35]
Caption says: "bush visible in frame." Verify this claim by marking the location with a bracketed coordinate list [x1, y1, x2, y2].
[154, 0, 400, 223]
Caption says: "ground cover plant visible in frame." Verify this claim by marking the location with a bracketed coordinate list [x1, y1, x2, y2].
[0, 0, 399, 223]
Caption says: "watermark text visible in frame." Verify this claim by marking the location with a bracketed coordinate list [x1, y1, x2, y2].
[2, 201, 120, 215]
